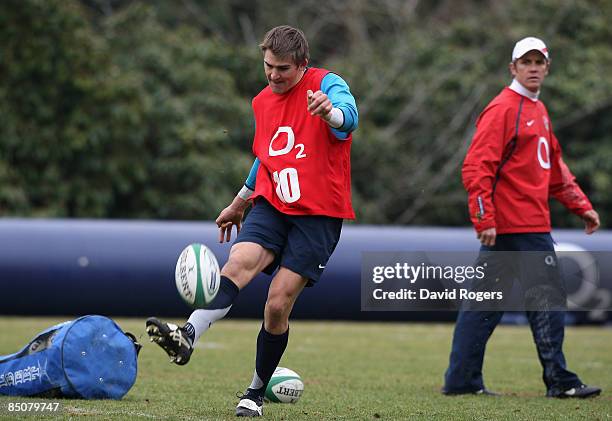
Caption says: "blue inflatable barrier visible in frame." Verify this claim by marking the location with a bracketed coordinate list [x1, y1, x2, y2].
[0, 219, 611, 322]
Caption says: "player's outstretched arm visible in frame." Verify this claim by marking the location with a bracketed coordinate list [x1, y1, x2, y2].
[319, 73, 358, 135]
[215, 158, 258, 243]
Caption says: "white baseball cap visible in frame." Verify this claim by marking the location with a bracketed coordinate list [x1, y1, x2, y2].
[512, 37, 549, 61]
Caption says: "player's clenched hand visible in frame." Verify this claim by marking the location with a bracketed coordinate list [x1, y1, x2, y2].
[477, 227, 497, 247]
[215, 198, 249, 243]
[581, 209, 600, 235]
[307, 89, 333, 121]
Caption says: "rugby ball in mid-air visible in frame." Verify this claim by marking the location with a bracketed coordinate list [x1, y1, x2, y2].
[175, 243, 220, 308]
[265, 367, 304, 403]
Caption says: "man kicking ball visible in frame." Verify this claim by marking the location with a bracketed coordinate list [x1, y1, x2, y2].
[147, 25, 358, 417]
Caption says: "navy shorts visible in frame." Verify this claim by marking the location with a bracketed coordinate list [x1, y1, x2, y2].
[235, 198, 343, 286]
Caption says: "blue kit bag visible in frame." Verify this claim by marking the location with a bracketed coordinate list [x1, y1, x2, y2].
[0, 315, 141, 399]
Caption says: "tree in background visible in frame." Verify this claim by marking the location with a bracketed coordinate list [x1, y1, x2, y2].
[1, 0, 610, 227]
[1, 1, 254, 219]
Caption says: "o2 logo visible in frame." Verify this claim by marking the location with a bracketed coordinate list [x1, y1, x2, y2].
[537, 136, 551, 169]
[268, 126, 306, 203]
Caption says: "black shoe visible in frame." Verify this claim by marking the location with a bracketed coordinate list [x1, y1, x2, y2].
[442, 387, 500, 396]
[235, 392, 263, 417]
[553, 384, 602, 399]
[145, 317, 193, 365]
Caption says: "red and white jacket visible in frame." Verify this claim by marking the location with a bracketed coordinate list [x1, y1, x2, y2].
[462, 83, 592, 234]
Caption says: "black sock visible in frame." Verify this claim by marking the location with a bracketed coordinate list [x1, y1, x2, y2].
[247, 325, 289, 398]
[208, 275, 240, 309]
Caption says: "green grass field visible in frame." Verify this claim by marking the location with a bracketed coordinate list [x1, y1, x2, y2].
[0, 317, 610, 420]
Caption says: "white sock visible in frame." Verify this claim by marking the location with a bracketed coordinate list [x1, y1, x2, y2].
[249, 370, 264, 390]
[187, 306, 232, 342]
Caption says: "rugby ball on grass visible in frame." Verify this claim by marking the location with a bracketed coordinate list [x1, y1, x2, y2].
[265, 367, 304, 403]
[175, 243, 220, 308]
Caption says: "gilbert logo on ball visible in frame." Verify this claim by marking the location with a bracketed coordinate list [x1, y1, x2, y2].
[175, 243, 220, 308]
[265, 367, 304, 403]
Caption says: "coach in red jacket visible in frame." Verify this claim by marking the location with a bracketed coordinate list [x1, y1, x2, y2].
[443, 37, 601, 398]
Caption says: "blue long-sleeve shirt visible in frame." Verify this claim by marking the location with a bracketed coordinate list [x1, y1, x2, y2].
[244, 71, 358, 190]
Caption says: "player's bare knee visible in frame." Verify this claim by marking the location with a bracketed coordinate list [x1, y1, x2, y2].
[264, 295, 291, 322]
[264, 302, 289, 334]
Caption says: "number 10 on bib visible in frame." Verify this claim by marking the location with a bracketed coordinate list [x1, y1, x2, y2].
[273, 168, 301, 203]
